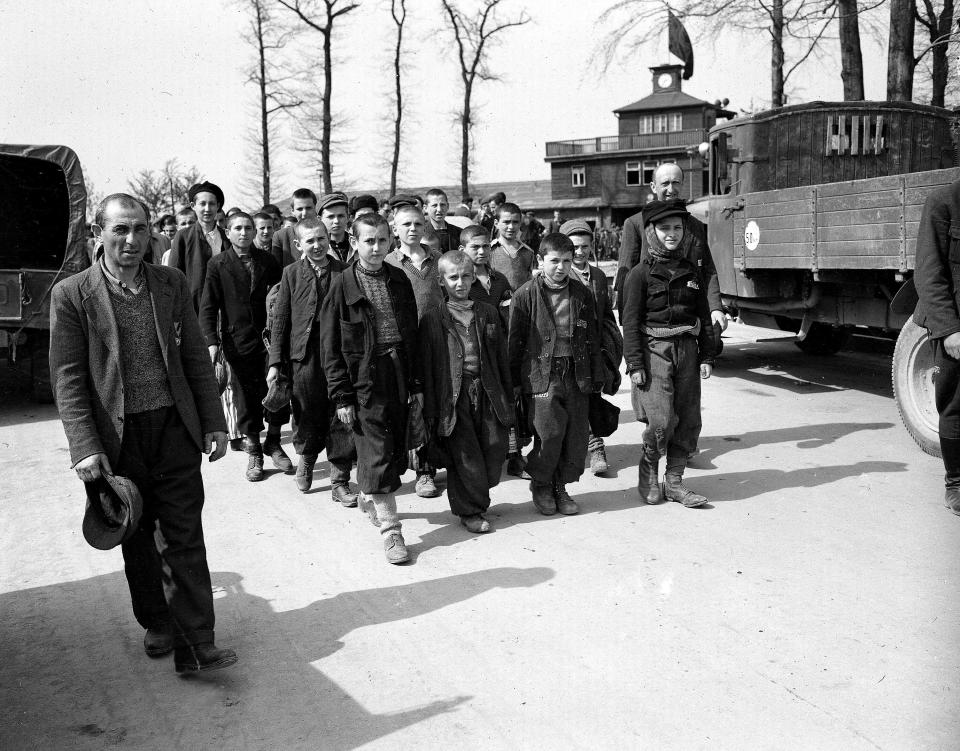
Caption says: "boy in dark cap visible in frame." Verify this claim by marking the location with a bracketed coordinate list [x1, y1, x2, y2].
[621, 200, 716, 508]
[319, 192, 353, 264]
[168, 181, 229, 312]
[350, 194, 380, 218]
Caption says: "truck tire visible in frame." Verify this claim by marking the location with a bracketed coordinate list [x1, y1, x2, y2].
[795, 323, 851, 355]
[892, 318, 941, 457]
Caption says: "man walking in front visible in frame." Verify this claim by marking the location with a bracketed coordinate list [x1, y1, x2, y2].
[50, 193, 238, 673]
[914, 177, 960, 516]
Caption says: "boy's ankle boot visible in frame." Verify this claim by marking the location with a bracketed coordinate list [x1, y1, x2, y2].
[663, 473, 709, 508]
[637, 449, 663, 504]
[941, 437, 960, 515]
[553, 482, 579, 515]
[330, 463, 358, 507]
[530, 481, 557, 515]
[263, 433, 293, 473]
[243, 435, 264, 482]
[296, 454, 317, 492]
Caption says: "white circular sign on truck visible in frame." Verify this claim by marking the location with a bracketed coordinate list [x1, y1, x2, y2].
[744, 220, 760, 251]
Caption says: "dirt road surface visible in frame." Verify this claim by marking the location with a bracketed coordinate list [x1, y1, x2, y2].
[2, 325, 958, 750]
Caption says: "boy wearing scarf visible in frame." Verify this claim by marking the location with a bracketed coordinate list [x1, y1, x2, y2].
[621, 200, 716, 508]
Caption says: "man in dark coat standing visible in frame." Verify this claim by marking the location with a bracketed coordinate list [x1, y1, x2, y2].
[167, 181, 230, 312]
[614, 163, 726, 334]
[914, 177, 960, 516]
[50, 193, 237, 673]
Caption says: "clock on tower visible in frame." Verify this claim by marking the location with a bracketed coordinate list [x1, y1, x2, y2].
[650, 64, 683, 93]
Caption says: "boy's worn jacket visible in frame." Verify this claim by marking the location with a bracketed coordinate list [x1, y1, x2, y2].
[468, 267, 512, 330]
[417, 300, 515, 437]
[508, 276, 604, 395]
[199, 246, 281, 358]
[268, 255, 346, 367]
[621, 253, 716, 376]
[167, 222, 231, 312]
[319, 262, 421, 408]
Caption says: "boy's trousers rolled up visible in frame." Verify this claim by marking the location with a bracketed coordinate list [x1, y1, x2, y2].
[636, 335, 702, 461]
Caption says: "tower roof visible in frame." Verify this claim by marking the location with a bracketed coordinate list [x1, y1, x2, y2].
[614, 90, 733, 116]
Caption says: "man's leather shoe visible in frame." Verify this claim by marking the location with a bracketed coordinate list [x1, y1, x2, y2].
[332, 483, 359, 508]
[296, 455, 316, 493]
[530, 481, 556, 515]
[383, 532, 410, 564]
[263, 437, 294, 473]
[946, 487, 960, 516]
[553, 483, 580, 515]
[174, 642, 238, 674]
[144, 628, 174, 658]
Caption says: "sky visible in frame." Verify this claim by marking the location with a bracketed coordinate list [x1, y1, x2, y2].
[1, 0, 898, 210]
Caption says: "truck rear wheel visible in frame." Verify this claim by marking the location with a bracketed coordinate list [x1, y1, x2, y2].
[795, 323, 851, 355]
[893, 318, 941, 457]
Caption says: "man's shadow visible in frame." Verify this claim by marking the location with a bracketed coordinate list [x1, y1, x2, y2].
[0, 566, 553, 750]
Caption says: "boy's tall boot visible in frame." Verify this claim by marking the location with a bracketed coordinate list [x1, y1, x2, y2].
[637, 446, 663, 504]
[662, 455, 708, 508]
[941, 437, 960, 515]
[370, 493, 409, 564]
[295, 453, 317, 493]
[530, 480, 557, 516]
[243, 434, 264, 482]
[330, 463, 358, 507]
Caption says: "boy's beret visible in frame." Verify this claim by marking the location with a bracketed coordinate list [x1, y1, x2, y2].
[187, 181, 224, 208]
[387, 194, 419, 209]
[350, 194, 380, 214]
[318, 192, 349, 212]
[642, 199, 690, 227]
[560, 219, 593, 237]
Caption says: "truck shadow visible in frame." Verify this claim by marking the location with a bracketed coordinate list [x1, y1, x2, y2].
[0, 566, 553, 750]
[690, 422, 894, 469]
[712, 339, 893, 398]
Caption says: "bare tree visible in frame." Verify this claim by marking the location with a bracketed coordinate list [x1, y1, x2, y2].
[914, 0, 955, 106]
[834, 0, 865, 99]
[595, 0, 838, 108]
[888, 0, 917, 99]
[240, 0, 302, 205]
[389, 0, 408, 195]
[441, 0, 530, 197]
[128, 160, 203, 220]
[275, 0, 359, 193]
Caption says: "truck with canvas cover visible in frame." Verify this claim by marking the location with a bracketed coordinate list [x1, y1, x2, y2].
[702, 101, 960, 456]
[0, 145, 90, 400]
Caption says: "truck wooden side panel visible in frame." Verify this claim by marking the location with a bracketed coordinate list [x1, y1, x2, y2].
[733, 167, 960, 275]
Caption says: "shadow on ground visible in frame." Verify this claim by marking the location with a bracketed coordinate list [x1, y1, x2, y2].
[0, 566, 553, 749]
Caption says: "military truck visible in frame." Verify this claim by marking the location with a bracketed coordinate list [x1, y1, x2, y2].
[0, 145, 90, 401]
[701, 101, 959, 456]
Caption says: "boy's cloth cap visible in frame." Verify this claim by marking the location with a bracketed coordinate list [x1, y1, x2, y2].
[560, 219, 593, 237]
[188, 181, 224, 207]
[319, 192, 349, 212]
[350, 194, 379, 214]
[387, 194, 419, 209]
[643, 199, 689, 227]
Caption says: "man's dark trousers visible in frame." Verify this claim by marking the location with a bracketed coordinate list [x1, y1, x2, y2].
[444, 375, 509, 516]
[116, 406, 215, 648]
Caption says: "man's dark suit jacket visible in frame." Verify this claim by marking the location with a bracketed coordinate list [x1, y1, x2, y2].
[198, 247, 282, 358]
[270, 226, 300, 269]
[268, 255, 347, 368]
[168, 223, 231, 312]
[49, 262, 226, 468]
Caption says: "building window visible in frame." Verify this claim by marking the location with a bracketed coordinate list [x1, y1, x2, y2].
[654, 114, 668, 133]
[670, 112, 683, 131]
[643, 161, 657, 183]
[639, 115, 653, 134]
[626, 162, 641, 186]
[571, 165, 586, 187]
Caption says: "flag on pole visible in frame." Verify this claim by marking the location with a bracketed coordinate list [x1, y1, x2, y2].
[667, 10, 694, 80]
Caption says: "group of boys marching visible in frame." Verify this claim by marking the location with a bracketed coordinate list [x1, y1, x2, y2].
[169, 180, 716, 567]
